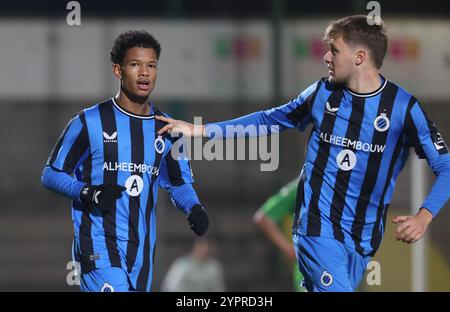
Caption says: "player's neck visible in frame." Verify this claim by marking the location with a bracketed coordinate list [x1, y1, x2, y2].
[346, 70, 381, 94]
[115, 91, 151, 116]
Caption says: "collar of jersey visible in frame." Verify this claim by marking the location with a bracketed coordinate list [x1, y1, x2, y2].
[344, 74, 387, 98]
[111, 97, 155, 119]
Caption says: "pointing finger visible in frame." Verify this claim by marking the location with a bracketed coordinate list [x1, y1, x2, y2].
[158, 124, 174, 135]
[392, 216, 408, 223]
[155, 115, 175, 124]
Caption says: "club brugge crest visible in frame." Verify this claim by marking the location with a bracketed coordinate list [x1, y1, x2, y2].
[154, 135, 165, 154]
[320, 271, 333, 287]
[374, 113, 390, 132]
[101, 283, 114, 292]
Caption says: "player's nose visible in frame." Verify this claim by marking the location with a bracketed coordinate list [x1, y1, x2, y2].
[323, 51, 332, 64]
[138, 65, 150, 76]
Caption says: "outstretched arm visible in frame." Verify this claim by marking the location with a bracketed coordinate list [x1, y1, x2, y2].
[156, 80, 321, 138]
[156, 115, 206, 137]
[156, 105, 304, 139]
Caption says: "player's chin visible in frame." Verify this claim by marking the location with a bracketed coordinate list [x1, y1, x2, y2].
[328, 75, 345, 85]
[125, 89, 152, 104]
[134, 87, 153, 98]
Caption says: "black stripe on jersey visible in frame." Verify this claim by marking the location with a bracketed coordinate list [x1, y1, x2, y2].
[78, 113, 96, 273]
[136, 115, 165, 291]
[306, 89, 343, 236]
[292, 168, 306, 231]
[62, 115, 89, 174]
[155, 109, 186, 187]
[369, 139, 403, 255]
[152, 246, 156, 271]
[126, 118, 144, 273]
[351, 83, 398, 255]
[381, 203, 389, 238]
[403, 97, 427, 158]
[99, 101, 122, 268]
[286, 80, 322, 126]
[81, 115, 92, 184]
[47, 113, 80, 167]
[330, 97, 365, 243]
[165, 152, 186, 186]
[292, 128, 315, 230]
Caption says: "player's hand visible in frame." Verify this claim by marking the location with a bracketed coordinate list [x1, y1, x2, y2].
[187, 205, 209, 236]
[79, 184, 127, 214]
[155, 115, 205, 137]
[392, 208, 433, 244]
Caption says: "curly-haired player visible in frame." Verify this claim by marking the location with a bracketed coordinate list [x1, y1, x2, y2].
[41, 30, 209, 292]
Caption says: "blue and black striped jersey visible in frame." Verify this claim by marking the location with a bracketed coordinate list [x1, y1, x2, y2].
[205, 76, 450, 256]
[45, 98, 196, 291]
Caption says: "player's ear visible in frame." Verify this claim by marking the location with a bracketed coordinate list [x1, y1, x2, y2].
[113, 63, 122, 79]
[355, 50, 366, 66]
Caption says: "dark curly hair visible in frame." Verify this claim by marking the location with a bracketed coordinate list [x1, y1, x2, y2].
[110, 30, 161, 64]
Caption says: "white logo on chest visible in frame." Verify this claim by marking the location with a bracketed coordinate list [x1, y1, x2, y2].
[325, 101, 339, 115]
[103, 131, 117, 143]
[374, 113, 390, 132]
[154, 135, 165, 154]
[336, 149, 357, 171]
[125, 175, 144, 197]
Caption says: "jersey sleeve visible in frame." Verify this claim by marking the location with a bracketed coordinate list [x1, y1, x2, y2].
[41, 165, 85, 200]
[403, 100, 450, 216]
[46, 112, 89, 174]
[158, 139, 194, 189]
[204, 80, 321, 139]
[259, 179, 298, 223]
[42, 112, 89, 200]
[158, 139, 200, 214]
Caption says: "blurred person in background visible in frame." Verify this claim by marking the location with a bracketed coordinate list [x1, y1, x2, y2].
[253, 176, 306, 292]
[155, 15, 450, 291]
[41, 30, 209, 292]
[161, 238, 225, 292]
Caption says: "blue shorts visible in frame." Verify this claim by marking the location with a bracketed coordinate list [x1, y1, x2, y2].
[80, 267, 136, 292]
[292, 234, 371, 292]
